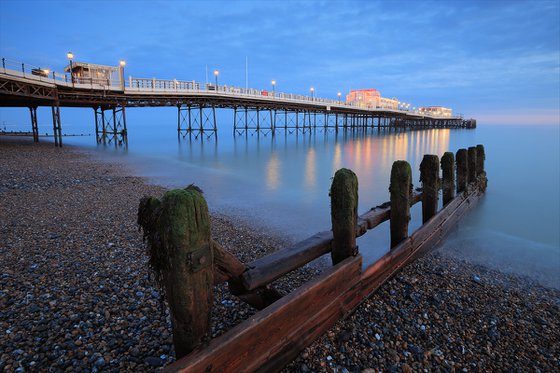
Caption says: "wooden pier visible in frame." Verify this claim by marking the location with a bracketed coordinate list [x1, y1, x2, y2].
[0, 58, 475, 147]
[138, 145, 487, 372]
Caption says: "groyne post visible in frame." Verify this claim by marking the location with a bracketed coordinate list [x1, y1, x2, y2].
[330, 168, 359, 265]
[441, 152, 455, 206]
[390, 161, 412, 248]
[456, 149, 468, 193]
[420, 155, 439, 223]
[468, 146, 477, 184]
[476, 144, 485, 175]
[138, 185, 214, 358]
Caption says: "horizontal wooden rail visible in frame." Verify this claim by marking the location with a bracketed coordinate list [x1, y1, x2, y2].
[241, 192, 422, 291]
[165, 176, 486, 372]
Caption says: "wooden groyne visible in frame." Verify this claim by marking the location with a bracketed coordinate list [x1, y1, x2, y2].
[138, 145, 487, 372]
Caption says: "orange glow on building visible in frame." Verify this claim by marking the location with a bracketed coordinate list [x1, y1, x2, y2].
[346, 89, 381, 108]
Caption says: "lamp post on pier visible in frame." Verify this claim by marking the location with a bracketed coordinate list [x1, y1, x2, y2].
[119, 59, 126, 91]
[214, 69, 219, 89]
[271, 80, 276, 94]
[67, 51, 74, 87]
[337, 92, 341, 103]
[310, 87, 314, 101]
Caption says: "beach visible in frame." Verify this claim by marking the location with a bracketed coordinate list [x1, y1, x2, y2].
[1, 137, 558, 372]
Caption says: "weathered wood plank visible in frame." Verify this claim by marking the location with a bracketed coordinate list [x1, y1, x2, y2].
[212, 240, 246, 285]
[164, 255, 363, 373]
[241, 230, 333, 290]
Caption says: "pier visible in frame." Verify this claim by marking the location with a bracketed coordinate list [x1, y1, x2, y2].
[0, 57, 476, 147]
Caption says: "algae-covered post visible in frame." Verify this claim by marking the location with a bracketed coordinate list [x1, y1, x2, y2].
[330, 168, 359, 265]
[456, 149, 468, 193]
[476, 144, 485, 175]
[138, 185, 214, 358]
[441, 152, 455, 206]
[420, 154, 439, 223]
[389, 161, 412, 248]
[468, 146, 477, 184]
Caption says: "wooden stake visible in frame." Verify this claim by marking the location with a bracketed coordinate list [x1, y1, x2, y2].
[138, 185, 214, 358]
[330, 168, 359, 265]
[390, 161, 412, 248]
[420, 154, 439, 223]
[476, 144, 485, 175]
[441, 152, 455, 206]
[468, 146, 477, 184]
[456, 149, 468, 193]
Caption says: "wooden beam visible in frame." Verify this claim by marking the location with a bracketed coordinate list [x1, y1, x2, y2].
[164, 255, 363, 373]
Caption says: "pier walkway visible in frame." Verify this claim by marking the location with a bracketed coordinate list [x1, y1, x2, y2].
[0, 58, 475, 146]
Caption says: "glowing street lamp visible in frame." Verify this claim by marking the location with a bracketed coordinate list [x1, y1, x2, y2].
[271, 80, 276, 93]
[67, 51, 74, 86]
[119, 59, 126, 90]
[310, 87, 314, 100]
[214, 69, 219, 87]
[337, 92, 341, 103]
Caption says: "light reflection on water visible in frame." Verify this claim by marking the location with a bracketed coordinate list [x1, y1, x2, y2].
[65, 123, 559, 287]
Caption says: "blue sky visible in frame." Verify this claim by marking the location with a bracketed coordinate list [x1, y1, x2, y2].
[1, 0, 559, 125]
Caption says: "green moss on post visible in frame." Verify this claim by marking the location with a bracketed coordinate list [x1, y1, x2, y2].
[456, 149, 468, 193]
[420, 154, 439, 223]
[330, 168, 359, 265]
[476, 144, 485, 175]
[468, 147, 477, 184]
[138, 185, 213, 358]
[441, 152, 455, 206]
[389, 161, 412, 248]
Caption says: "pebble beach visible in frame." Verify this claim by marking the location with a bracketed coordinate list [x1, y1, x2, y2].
[1, 137, 558, 372]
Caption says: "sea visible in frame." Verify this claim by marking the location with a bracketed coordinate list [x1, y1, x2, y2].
[50, 111, 560, 288]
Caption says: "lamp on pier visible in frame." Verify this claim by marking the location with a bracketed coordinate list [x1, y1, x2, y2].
[119, 59, 126, 91]
[337, 92, 341, 103]
[214, 69, 219, 87]
[67, 51, 74, 86]
[310, 87, 315, 100]
[271, 80, 276, 93]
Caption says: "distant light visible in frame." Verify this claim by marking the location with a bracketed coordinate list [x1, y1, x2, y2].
[271, 80, 276, 85]
[67, 52, 74, 60]
[337, 92, 341, 97]
[43, 69, 50, 75]
[119, 59, 126, 67]
[310, 87, 314, 92]
[214, 69, 219, 76]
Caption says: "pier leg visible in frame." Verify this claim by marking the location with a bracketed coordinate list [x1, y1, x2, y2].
[29, 106, 39, 143]
[51, 102, 62, 147]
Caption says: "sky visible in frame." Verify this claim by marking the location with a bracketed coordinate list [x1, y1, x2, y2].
[1, 0, 559, 126]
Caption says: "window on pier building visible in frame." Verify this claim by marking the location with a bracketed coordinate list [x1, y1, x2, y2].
[419, 106, 453, 117]
[64, 61, 119, 87]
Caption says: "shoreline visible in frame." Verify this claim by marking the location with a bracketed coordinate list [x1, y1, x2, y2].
[1, 136, 558, 371]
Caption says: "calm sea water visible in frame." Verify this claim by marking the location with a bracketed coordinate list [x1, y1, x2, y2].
[60, 115, 559, 288]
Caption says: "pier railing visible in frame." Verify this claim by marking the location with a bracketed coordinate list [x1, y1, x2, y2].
[0, 57, 459, 119]
[138, 145, 487, 372]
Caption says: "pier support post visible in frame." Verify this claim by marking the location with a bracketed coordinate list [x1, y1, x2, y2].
[330, 168, 359, 265]
[390, 161, 412, 248]
[138, 185, 214, 358]
[456, 149, 468, 193]
[420, 154, 439, 223]
[51, 101, 62, 147]
[468, 146, 477, 184]
[29, 106, 38, 143]
[441, 152, 455, 206]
